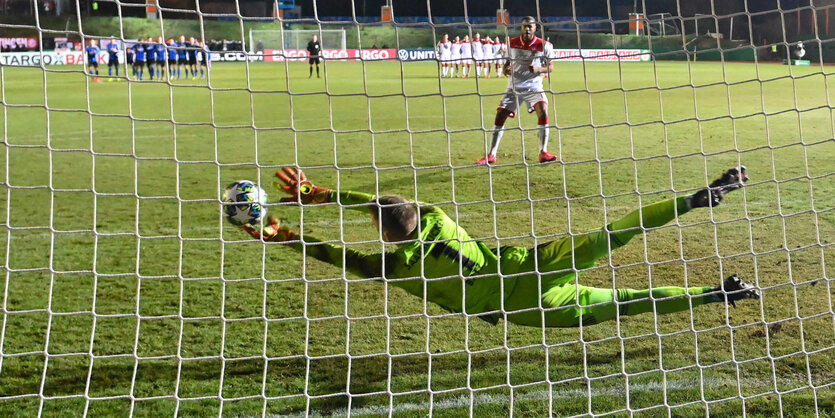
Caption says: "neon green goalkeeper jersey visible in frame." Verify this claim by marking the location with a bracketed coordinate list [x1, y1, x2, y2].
[287, 190, 508, 318]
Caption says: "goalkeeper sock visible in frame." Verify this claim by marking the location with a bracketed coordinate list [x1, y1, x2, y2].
[616, 286, 719, 317]
[489, 125, 505, 157]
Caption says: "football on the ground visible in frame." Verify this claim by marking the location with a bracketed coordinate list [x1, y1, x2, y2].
[223, 180, 267, 225]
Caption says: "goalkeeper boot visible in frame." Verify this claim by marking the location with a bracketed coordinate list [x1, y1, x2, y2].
[717, 274, 760, 307]
[538, 151, 558, 163]
[475, 155, 497, 165]
[688, 165, 748, 208]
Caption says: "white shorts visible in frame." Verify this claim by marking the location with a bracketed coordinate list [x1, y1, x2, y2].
[439, 54, 451, 64]
[497, 90, 548, 118]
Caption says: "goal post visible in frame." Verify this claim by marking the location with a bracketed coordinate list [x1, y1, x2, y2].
[0, 1, 833, 417]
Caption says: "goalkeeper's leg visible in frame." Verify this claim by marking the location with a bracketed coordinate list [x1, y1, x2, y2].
[506, 275, 758, 328]
[535, 166, 747, 279]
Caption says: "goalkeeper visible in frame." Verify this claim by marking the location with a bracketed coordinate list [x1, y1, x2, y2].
[241, 166, 760, 327]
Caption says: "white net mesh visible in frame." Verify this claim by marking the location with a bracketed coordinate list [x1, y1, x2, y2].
[249, 29, 347, 51]
[0, 0, 833, 416]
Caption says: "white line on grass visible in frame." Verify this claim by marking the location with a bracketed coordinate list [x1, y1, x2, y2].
[264, 376, 795, 417]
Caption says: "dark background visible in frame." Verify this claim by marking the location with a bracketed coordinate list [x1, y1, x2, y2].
[5, 0, 834, 46]
[25, 0, 817, 19]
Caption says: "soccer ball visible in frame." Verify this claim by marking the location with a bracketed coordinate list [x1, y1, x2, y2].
[223, 180, 267, 226]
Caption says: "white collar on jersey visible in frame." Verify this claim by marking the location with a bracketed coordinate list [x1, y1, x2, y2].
[522, 35, 539, 47]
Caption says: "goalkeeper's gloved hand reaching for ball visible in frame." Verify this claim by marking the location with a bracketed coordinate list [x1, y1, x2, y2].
[274, 167, 332, 204]
[240, 216, 298, 242]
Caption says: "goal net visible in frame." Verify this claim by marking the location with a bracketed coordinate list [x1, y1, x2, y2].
[249, 28, 347, 52]
[0, 0, 833, 416]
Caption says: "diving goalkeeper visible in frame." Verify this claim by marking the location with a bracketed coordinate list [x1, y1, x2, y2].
[240, 166, 760, 327]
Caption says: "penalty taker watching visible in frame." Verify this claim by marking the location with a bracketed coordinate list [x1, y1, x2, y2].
[240, 166, 760, 328]
[476, 16, 557, 165]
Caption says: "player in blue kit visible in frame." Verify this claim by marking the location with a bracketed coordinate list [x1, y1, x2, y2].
[106, 38, 120, 79]
[132, 42, 146, 80]
[187, 37, 198, 79]
[125, 43, 135, 78]
[143, 38, 155, 80]
[166, 38, 178, 79]
[198, 39, 211, 79]
[85, 40, 101, 82]
[154, 37, 167, 80]
[177, 35, 189, 79]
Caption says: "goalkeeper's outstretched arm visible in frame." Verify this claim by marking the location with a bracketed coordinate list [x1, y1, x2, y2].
[241, 217, 388, 279]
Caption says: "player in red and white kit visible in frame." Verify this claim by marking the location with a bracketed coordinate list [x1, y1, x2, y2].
[460, 35, 473, 78]
[450, 36, 462, 78]
[482, 36, 494, 78]
[475, 17, 558, 165]
[492, 38, 505, 78]
[437, 34, 453, 78]
[471, 33, 484, 77]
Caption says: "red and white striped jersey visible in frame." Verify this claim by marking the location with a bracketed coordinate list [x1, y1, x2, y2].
[507, 35, 547, 91]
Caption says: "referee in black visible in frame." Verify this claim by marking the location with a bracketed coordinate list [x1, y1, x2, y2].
[307, 35, 321, 78]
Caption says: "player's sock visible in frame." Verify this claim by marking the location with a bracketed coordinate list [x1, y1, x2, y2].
[537, 119, 549, 153]
[316, 66, 320, 78]
[489, 125, 505, 157]
[309, 66, 313, 78]
[149, 67, 154, 79]
[616, 286, 719, 317]
[606, 197, 691, 250]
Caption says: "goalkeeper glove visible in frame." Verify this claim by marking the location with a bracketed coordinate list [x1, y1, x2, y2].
[240, 216, 298, 242]
[274, 167, 332, 204]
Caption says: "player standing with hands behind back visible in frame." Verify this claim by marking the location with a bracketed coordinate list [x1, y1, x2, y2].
[476, 17, 557, 165]
[85, 40, 101, 82]
[307, 35, 321, 78]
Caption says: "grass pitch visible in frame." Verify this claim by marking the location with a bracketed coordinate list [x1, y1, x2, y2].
[0, 59, 833, 417]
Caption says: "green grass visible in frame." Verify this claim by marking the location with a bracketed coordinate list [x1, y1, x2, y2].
[0, 59, 833, 417]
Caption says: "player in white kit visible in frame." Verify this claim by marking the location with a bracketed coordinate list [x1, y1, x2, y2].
[475, 17, 558, 165]
[437, 34, 452, 78]
[482, 36, 494, 78]
[460, 35, 473, 78]
[492, 38, 505, 78]
[449, 36, 462, 78]
[471, 33, 484, 77]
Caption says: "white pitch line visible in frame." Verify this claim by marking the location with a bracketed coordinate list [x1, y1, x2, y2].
[265, 376, 802, 418]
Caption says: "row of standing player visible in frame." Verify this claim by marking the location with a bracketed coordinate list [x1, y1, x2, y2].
[85, 37, 212, 82]
[436, 33, 514, 79]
